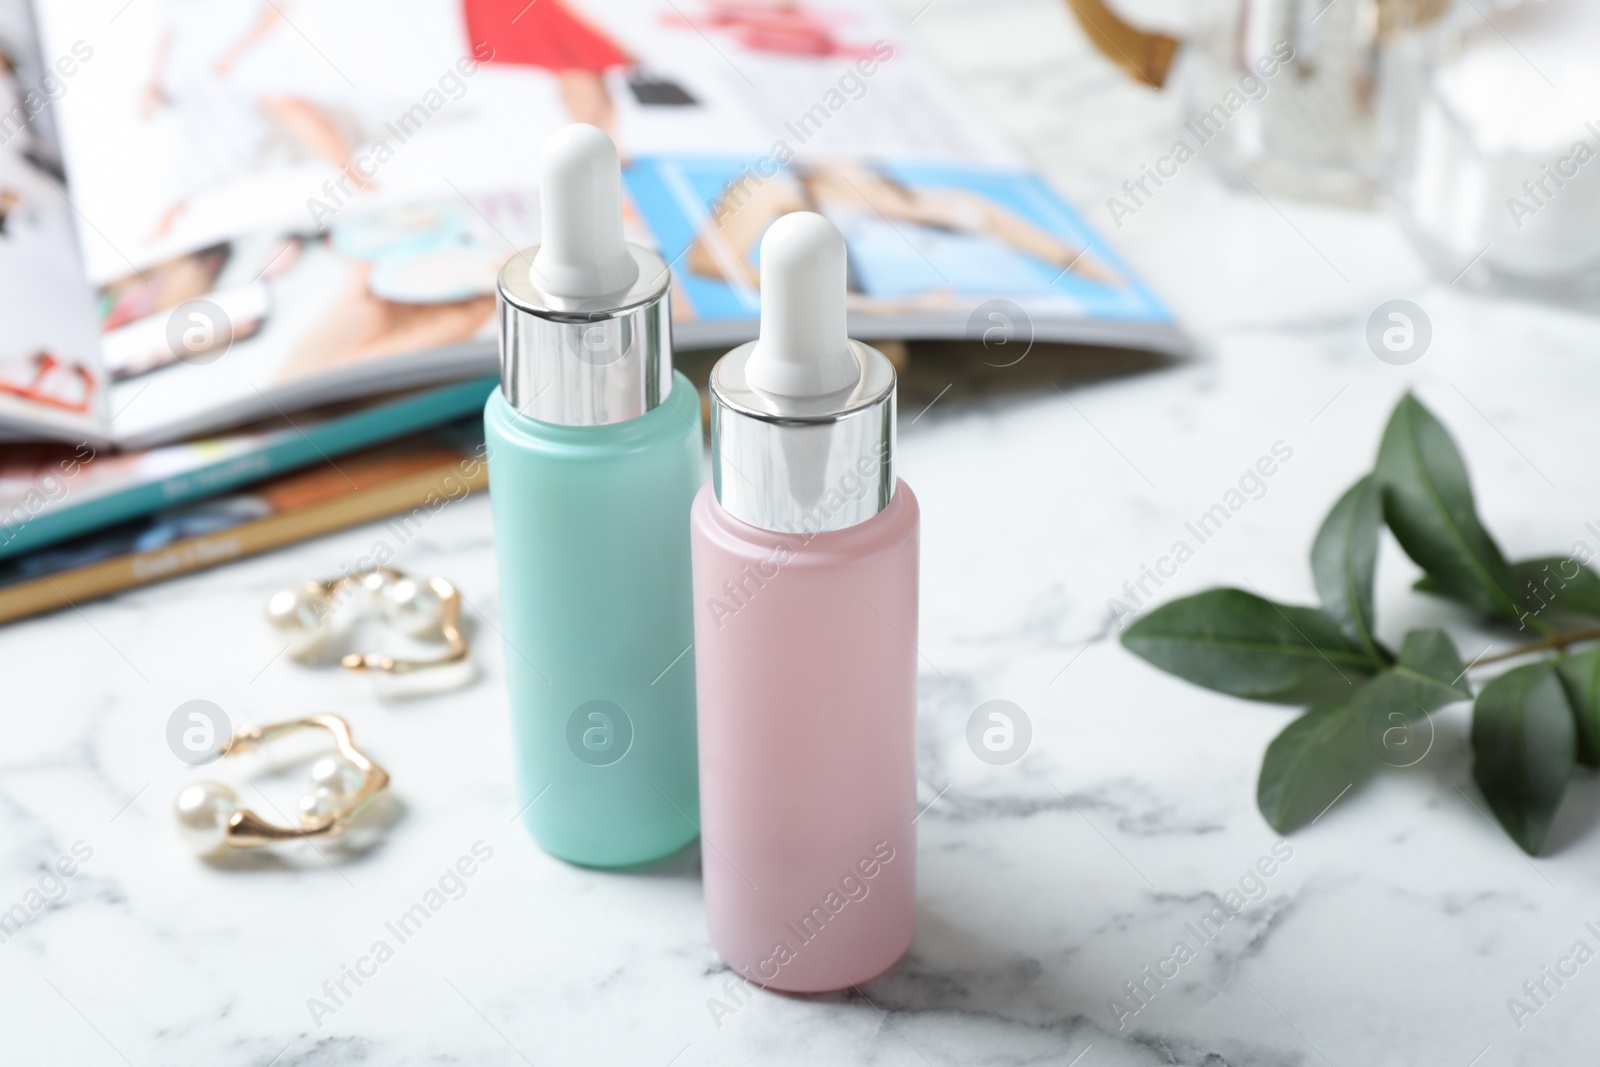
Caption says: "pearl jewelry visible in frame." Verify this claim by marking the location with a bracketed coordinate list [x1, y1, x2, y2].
[359, 569, 390, 599]
[297, 786, 339, 827]
[382, 576, 445, 637]
[299, 757, 368, 826]
[174, 715, 390, 858]
[264, 583, 334, 657]
[173, 781, 241, 856]
[262, 567, 468, 678]
[308, 756, 365, 800]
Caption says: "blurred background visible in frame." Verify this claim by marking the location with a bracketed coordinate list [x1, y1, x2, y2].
[3, 0, 1599, 1064]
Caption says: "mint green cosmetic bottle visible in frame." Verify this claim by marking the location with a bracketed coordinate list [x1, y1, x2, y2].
[484, 125, 700, 867]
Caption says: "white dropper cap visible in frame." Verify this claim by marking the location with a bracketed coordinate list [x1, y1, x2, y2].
[530, 124, 640, 298]
[744, 212, 860, 397]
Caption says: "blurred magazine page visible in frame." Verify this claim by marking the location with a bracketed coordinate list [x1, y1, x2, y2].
[31, 0, 1177, 447]
[0, 0, 107, 446]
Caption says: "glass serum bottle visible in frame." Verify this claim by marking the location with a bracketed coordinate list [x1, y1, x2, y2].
[485, 124, 701, 867]
[690, 212, 919, 991]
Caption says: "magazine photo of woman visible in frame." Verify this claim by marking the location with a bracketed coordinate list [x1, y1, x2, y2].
[685, 159, 1125, 315]
[662, 0, 874, 59]
[276, 203, 499, 381]
[462, 0, 631, 142]
[140, 0, 371, 242]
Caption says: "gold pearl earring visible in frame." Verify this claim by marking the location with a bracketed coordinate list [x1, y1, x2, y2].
[264, 566, 469, 674]
[173, 714, 389, 857]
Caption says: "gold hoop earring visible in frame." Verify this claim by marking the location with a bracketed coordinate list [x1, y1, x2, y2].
[264, 566, 469, 674]
[174, 714, 390, 856]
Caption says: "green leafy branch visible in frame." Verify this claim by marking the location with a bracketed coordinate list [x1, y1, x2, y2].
[1122, 394, 1600, 854]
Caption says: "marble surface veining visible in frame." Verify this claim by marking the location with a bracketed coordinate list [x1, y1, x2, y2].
[5, 0, 1600, 1063]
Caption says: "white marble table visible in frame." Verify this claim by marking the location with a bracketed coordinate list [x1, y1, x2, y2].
[7, 1, 1600, 1064]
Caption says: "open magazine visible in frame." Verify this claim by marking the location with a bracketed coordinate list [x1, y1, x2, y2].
[5, 0, 1179, 450]
[0, 0, 105, 445]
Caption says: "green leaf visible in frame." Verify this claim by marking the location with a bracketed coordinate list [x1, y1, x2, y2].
[1347, 629, 1471, 768]
[1555, 647, 1600, 768]
[1257, 702, 1373, 833]
[1471, 662, 1576, 855]
[1311, 475, 1388, 663]
[1392, 628, 1471, 698]
[1513, 557, 1600, 623]
[1258, 631, 1473, 833]
[1375, 394, 1524, 624]
[1122, 588, 1381, 705]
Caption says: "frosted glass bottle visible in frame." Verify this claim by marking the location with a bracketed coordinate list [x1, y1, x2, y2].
[486, 374, 701, 867]
[691, 480, 918, 991]
[485, 124, 700, 867]
[690, 212, 918, 991]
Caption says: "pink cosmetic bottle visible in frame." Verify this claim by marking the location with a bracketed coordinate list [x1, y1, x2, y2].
[690, 212, 918, 993]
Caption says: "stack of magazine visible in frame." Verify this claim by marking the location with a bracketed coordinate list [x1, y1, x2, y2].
[0, 0, 1178, 624]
